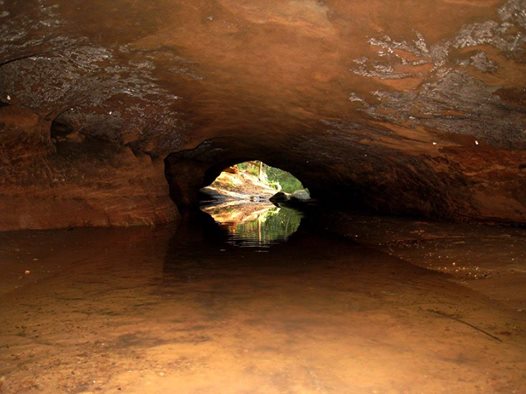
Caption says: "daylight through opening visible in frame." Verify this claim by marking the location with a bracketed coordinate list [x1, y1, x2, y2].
[199, 161, 309, 247]
[201, 161, 306, 203]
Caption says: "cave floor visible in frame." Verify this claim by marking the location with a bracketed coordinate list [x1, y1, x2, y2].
[0, 213, 525, 393]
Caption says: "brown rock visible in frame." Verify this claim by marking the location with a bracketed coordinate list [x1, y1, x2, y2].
[1, 0, 525, 229]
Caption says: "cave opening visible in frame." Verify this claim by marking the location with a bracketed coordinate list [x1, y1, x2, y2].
[199, 160, 307, 204]
[198, 161, 308, 247]
[163, 141, 315, 214]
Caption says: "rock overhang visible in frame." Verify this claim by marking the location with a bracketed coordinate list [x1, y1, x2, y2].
[1, 0, 525, 229]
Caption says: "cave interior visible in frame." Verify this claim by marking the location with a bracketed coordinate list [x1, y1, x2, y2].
[0, 0, 526, 392]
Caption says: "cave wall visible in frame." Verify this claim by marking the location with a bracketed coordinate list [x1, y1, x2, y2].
[0, 105, 178, 229]
[1, 0, 526, 230]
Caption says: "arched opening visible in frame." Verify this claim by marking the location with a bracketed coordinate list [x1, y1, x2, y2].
[199, 161, 307, 246]
[201, 160, 307, 204]
[163, 140, 313, 246]
[163, 139, 314, 212]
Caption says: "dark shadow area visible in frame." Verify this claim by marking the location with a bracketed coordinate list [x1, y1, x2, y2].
[164, 139, 313, 212]
[162, 208, 428, 284]
[50, 117, 75, 140]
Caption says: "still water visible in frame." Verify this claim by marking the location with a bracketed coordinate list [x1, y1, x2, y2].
[0, 204, 525, 393]
[201, 201, 302, 248]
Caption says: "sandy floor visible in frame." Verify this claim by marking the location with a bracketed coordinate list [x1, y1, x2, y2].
[0, 214, 525, 393]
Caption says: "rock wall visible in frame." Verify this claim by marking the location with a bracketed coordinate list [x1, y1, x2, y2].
[1, 0, 525, 229]
[0, 105, 178, 230]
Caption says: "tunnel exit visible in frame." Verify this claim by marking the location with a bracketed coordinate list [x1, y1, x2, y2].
[199, 161, 307, 247]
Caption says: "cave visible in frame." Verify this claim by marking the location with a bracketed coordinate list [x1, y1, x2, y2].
[1, 0, 525, 392]
[163, 141, 313, 210]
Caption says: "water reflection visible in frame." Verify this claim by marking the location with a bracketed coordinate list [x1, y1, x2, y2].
[201, 201, 302, 247]
[1, 216, 525, 392]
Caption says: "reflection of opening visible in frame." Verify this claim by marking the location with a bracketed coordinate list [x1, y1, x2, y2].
[200, 161, 307, 247]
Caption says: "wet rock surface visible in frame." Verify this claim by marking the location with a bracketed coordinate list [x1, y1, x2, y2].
[1, 0, 526, 229]
[0, 218, 525, 392]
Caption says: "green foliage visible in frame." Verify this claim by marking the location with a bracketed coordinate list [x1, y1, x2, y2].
[234, 207, 302, 244]
[236, 161, 261, 177]
[266, 166, 303, 193]
[235, 161, 303, 193]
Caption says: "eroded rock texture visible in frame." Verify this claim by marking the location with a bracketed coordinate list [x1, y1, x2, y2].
[1, 0, 526, 229]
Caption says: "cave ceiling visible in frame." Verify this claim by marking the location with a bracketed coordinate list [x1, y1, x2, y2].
[1, 0, 525, 229]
